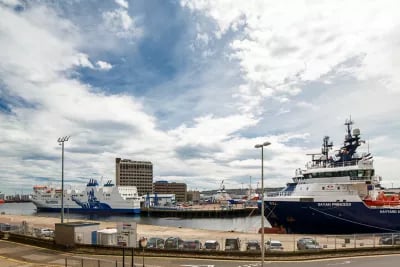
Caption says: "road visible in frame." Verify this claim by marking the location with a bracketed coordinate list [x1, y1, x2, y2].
[0, 240, 399, 267]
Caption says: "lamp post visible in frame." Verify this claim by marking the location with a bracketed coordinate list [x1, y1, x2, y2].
[255, 141, 271, 267]
[58, 136, 70, 224]
[140, 238, 147, 267]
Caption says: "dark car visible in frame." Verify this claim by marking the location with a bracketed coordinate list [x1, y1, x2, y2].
[225, 238, 241, 251]
[379, 234, 400, 245]
[204, 240, 220, 251]
[183, 240, 202, 250]
[164, 237, 184, 250]
[0, 223, 11, 231]
[146, 237, 165, 249]
[297, 237, 321, 251]
[246, 240, 261, 251]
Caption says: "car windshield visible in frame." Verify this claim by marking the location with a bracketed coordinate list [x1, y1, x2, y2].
[166, 239, 177, 245]
[305, 239, 316, 244]
[205, 242, 217, 248]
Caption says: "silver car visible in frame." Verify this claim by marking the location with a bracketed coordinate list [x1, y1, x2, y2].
[296, 237, 321, 251]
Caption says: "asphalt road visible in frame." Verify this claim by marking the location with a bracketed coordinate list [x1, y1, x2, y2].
[0, 240, 399, 267]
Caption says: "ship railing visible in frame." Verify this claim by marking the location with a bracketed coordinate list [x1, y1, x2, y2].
[308, 159, 372, 169]
[267, 191, 293, 197]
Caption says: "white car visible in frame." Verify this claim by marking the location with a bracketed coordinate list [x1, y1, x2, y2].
[39, 228, 54, 237]
[266, 240, 284, 251]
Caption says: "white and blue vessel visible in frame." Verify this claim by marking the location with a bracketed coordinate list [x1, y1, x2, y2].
[264, 119, 400, 234]
[31, 179, 141, 214]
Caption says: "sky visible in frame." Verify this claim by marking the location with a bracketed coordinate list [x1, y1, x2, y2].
[1, 0, 400, 195]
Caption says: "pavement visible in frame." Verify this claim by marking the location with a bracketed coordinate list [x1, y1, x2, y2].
[0, 240, 66, 266]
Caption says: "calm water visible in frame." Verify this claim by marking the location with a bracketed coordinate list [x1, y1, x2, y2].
[0, 202, 268, 233]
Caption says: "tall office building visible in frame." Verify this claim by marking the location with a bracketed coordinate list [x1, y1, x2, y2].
[116, 158, 153, 196]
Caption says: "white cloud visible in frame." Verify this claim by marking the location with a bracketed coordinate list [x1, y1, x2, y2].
[115, 0, 129, 9]
[102, 8, 142, 39]
[1, 1, 400, 195]
[75, 53, 94, 69]
[181, 0, 400, 112]
[0, 3, 166, 192]
[169, 114, 259, 147]
[96, 60, 113, 71]
[0, 0, 22, 7]
[0, 6, 82, 83]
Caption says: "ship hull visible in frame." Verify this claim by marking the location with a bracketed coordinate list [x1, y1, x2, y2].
[35, 206, 140, 214]
[31, 181, 142, 215]
[264, 200, 400, 234]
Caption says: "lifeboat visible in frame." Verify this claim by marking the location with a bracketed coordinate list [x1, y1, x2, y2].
[364, 192, 400, 206]
[33, 185, 47, 190]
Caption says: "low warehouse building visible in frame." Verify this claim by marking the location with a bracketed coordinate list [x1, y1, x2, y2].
[55, 222, 100, 247]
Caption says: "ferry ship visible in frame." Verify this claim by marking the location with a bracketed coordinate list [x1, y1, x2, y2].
[264, 119, 400, 234]
[31, 179, 141, 214]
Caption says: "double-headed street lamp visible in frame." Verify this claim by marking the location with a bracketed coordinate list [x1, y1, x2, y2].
[58, 136, 70, 224]
[255, 141, 271, 267]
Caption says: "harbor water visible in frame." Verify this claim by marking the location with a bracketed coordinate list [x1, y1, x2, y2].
[0, 202, 268, 233]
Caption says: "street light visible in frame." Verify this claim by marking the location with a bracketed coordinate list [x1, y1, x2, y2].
[58, 136, 70, 224]
[254, 141, 271, 267]
[140, 237, 147, 267]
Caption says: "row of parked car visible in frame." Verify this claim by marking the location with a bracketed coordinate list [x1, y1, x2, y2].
[143, 237, 286, 252]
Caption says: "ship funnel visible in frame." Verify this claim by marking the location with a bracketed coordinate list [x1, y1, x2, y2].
[353, 128, 360, 136]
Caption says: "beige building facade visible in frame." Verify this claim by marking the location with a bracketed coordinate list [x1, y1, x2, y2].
[187, 190, 201, 203]
[153, 181, 187, 202]
[116, 158, 153, 196]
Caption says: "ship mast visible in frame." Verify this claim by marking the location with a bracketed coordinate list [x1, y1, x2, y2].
[337, 118, 362, 162]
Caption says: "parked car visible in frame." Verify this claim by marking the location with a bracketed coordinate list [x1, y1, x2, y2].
[266, 240, 284, 252]
[39, 228, 54, 237]
[204, 240, 220, 251]
[225, 238, 241, 251]
[246, 240, 261, 251]
[183, 240, 202, 250]
[146, 237, 165, 249]
[164, 237, 184, 249]
[0, 223, 11, 231]
[379, 234, 400, 245]
[297, 237, 321, 251]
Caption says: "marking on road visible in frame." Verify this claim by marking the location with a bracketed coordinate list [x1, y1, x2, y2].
[180, 265, 215, 267]
[327, 260, 351, 266]
[238, 263, 270, 267]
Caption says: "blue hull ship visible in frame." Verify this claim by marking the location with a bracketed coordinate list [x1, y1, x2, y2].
[264, 119, 400, 234]
[31, 179, 141, 214]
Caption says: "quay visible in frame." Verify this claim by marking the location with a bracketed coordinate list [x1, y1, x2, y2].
[143, 203, 260, 218]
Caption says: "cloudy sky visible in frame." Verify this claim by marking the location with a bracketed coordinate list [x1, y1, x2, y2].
[1, 0, 400, 195]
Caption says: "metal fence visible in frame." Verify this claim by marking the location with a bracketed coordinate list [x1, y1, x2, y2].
[65, 257, 122, 267]
[2, 221, 400, 253]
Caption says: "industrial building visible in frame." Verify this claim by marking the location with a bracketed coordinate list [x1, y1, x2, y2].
[187, 190, 201, 204]
[153, 181, 187, 202]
